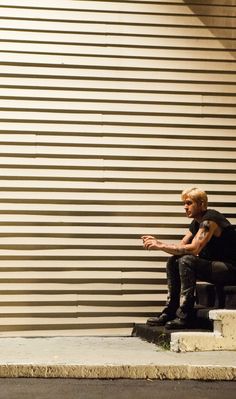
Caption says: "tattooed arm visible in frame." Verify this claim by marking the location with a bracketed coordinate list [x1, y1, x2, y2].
[142, 220, 218, 256]
[190, 220, 219, 255]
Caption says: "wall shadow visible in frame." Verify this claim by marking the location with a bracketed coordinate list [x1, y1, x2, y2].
[183, 0, 236, 59]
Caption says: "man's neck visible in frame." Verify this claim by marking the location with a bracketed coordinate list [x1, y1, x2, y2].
[195, 209, 207, 223]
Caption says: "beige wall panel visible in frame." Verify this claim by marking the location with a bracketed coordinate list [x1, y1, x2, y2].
[0, 89, 205, 103]
[0, 214, 234, 226]
[3, 90, 236, 106]
[0, 225, 182, 234]
[1, 0, 178, 5]
[0, 134, 235, 148]
[0, 1, 196, 13]
[0, 76, 236, 89]
[0, 305, 161, 315]
[0, 259, 166, 269]
[0, 8, 209, 24]
[1, 71, 236, 85]
[0, 190, 235, 202]
[3, 32, 236, 49]
[1, 113, 236, 128]
[0, 147, 235, 162]
[0, 158, 234, 173]
[10, 205, 232, 216]
[1, 21, 232, 39]
[2, 38, 234, 51]
[1, 78, 236, 94]
[2, 100, 236, 114]
[0, 122, 235, 138]
[0, 1, 192, 13]
[1, 51, 235, 63]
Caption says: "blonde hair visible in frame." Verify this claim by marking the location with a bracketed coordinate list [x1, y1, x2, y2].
[181, 187, 208, 210]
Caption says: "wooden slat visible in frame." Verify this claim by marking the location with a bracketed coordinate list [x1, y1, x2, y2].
[0, 123, 235, 138]
[2, 37, 235, 51]
[0, 133, 236, 147]
[0, 8, 213, 24]
[1, 91, 236, 106]
[2, 32, 236, 49]
[0, 22, 233, 40]
[0, 159, 234, 171]
[1, 100, 236, 114]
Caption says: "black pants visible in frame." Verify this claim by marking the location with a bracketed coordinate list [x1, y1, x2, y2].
[164, 255, 236, 320]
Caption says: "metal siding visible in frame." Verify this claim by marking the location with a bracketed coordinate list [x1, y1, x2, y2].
[0, 0, 235, 335]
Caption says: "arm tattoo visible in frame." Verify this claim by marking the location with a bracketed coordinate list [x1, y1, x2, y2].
[200, 220, 210, 232]
[198, 220, 210, 241]
[177, 249, 190, 255]
[171, 246, 190, 255]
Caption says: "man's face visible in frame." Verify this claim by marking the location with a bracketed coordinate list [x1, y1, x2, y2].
[183, 196, 204, 219]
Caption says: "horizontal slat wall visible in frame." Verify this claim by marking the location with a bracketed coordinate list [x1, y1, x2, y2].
[0, 0, 235, 336]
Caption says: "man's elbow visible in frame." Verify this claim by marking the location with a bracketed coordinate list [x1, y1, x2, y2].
[186, 245, 200, 256]
[191, 249, 200, 256]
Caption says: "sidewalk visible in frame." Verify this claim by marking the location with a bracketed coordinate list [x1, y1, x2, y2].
[0, 336, 236, 380]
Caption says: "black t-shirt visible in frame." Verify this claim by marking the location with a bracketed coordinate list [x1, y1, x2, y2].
[189, 209, 236, 265]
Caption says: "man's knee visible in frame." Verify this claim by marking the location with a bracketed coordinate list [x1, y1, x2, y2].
[178, 254, 198, 270]
[166, 255, 179, 269]
[178, 255, 198, 285]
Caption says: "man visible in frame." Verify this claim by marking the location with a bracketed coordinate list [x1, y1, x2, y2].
[142, 187, 236, 330]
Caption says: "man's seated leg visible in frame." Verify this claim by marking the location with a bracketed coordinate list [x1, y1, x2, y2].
[146, 255, 180, 326]
[165, 255, 220, 329]
[165, 254, 198, 330]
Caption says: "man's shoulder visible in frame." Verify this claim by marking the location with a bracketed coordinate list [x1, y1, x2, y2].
[202, 209, 221, 220]
[202, 209, 231, 228]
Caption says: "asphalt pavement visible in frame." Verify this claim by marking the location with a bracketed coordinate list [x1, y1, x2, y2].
[0, 379, 236, 399]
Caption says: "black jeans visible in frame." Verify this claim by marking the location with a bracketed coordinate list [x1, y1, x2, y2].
[163, 255, 236, 320]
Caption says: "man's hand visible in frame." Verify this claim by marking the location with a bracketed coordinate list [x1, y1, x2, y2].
[141, 235, 163, 251]
[142, 235, 191, 255]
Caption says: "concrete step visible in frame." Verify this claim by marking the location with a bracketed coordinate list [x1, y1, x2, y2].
[133, 308, 236, 352]
[166, 283, 236, 352]
[196, 282, 236, 310]
[132, 307, 213, 349]
[133, 284, 236, 352]
[171, 309, 236, 352]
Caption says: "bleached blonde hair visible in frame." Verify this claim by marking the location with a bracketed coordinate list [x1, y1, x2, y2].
[181, 187, 208, 210]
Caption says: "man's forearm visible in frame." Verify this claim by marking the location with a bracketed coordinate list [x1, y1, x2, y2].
[156, 242, 193, 256]
[142, 236, 195, 255]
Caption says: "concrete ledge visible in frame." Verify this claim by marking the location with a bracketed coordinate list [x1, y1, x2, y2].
[0, 337, 236, 380]
[0, 364, 236, 380]
[171, 310, 236, 353]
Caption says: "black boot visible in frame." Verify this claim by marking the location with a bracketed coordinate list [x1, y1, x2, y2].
[146, 312, 174, 326]
[165, 317, 191, 330]
[165, 290, 195, 330]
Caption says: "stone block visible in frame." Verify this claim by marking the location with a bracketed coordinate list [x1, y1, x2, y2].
[170, 309, 236, 352]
